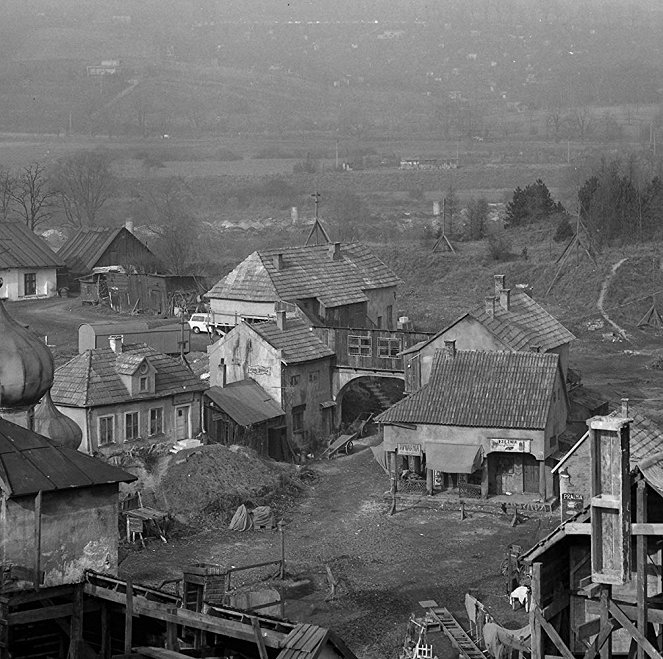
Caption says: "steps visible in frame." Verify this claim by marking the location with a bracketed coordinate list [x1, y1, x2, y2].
[426, 607, 487, 659]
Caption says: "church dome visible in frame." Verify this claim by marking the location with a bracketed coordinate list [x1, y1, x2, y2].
[33, 390, 83, 450]
[0, 281, 54, 409]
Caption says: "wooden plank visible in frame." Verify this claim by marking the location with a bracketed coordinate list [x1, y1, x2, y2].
[542, 590, 570, 621]
[608, 600, 661, 659]
[8, 585, 74, 606]
[83, 583, 287, 648]
[636, 480, 647, 659]
[631, 524, 663, 535]
[575, 618, 601, 641]
[101, 602, 110, 659]
[125, 578, 133, 655]
[535, 609, 575, 659]
[529, 563, 543, 659]
[133, 648, 192, 659]
[251, 617, 269, 659]
[599, 588, 611, 659]
[565, 523, 591, 535]
[34, 491, 42, 590]
[6, 600, 100, 625]
[69, 584, 84, 659]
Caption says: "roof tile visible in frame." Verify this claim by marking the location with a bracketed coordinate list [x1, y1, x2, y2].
[0, 222, 63, 269]
[251, 317, 334, 364]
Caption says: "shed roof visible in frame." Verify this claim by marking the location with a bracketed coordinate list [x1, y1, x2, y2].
[277, 623, 357, 659]
[376, 349, 561, 430]
[0, 417, 135, 497]
[205, 243, 401, 308]
[205, 381, 284, 427]
[51, 343, 207, 408]
[402, 289, 575, 356]
[0, 222, 63, 269]
[250, 317, 335, 364]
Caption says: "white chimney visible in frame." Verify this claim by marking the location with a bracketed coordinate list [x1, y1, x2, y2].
[494, 274, 506, 297]
[276, 310, 287, 331]
[499, 288, 511, 311]
[485, 296, 496, 318]
[444, 339, 456, 359]
[621, 398, 629, 417]
[328, 242, 342, 261]
[109, 334, 123, 354]
[273, 253, 284, 271]
[125, 219, 134, 234]
[291, 207, 298, 224]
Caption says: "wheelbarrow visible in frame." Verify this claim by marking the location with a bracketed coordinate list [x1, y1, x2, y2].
[320, 431, 358, 459]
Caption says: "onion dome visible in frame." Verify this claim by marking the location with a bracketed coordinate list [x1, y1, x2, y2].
[33, 390, 83, 450]
[0, 283, 54, 409]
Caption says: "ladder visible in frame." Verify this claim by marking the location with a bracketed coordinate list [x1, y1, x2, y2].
[427, 607, 487, 659]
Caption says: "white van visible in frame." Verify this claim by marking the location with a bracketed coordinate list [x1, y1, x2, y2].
[188, 314, 225, 336]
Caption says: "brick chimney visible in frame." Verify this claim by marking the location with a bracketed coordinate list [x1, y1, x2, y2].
[328, 242, 341, 261]
[109, 335, 123, 354]
[499, 288, 511, 311]
[485, 296, 496, 318]
[621, 398, 629, 417]
[444, 339, 456, 359]
[276, 310, 287, 331]
[273, 253, 284, 271]
[494, 274, 506, 297]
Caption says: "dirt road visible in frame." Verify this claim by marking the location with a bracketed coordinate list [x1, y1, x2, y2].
[122, 445, 555, 659]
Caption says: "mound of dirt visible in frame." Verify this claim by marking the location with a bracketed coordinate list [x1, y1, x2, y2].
[157, 444, 294, 525]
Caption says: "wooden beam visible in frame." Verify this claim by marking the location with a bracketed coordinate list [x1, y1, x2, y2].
[582, 621, 616, 659]
[34, 491, 42, 590]
[530, 563, 543, 659]
[133, 648, 193, 659]
[631, 524, 663, 535]
[542, 590, 570, 621]
[599, 588, 611, 659]
[636, 480, 648, 659]
[84, 583, 286, 648]
[575, 618, 601, 641]
[535, 609, 575, 659]
[608, 600, 661, 659]
[125, 577, 133, 655]
[6, 601, 100, 625]
[69, 583, 84, 659]
[614, 602, 663, 625]
[251, 617, 269, 659]
[565, 523, 591, 535]
[8, 585, 74, 606]
[101, 602, 110, 659]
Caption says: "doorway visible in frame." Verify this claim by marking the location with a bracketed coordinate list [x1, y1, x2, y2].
[175, 405, 190, 440]
[523, 454, 540, 494]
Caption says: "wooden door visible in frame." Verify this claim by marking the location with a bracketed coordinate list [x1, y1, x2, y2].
[494, 454, 514, 495]
[175, 406, 190, 440]
[523, 454, 539, 493]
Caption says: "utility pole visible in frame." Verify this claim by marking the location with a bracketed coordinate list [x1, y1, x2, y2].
[312, 191, 321, 219]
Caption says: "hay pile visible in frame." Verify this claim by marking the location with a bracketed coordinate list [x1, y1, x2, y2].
[157, 444, 293, 525]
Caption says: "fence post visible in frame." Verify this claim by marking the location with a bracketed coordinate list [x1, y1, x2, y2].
[278, 520, 285, 579]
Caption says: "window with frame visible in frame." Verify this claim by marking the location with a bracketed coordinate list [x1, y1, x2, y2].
[378, 337, 402, 359]
[139, 376, 149, 392]
[348, 335, 371, 357]
[99, 416, 115, 446]
[149, 407, 163, 436]
[24, 272, 37, 296]
[290, 374, 300, 386]
[125, 411, 139, 441]
[292, 404, 305, 433]
[308, 371, 319, 386]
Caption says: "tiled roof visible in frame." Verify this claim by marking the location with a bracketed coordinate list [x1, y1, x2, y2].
[251, 317, 334, 364]
[115, 353, 145, 375]
[205, 381, 284, 427]
[376, 349, 560, 429]
[51, 344, 207, 408]
[58, 227, 122, 273]
[0, 222, 63, 269]
[0, 417, 135, 497]
[206, 243, 402, 308]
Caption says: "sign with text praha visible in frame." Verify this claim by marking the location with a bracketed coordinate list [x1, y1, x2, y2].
[561, 492, 584, 521]
[489, 438, 531, 453]
[397, 443, 422, 456]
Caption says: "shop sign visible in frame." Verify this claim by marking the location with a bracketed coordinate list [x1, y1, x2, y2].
[248, 365, 271, 376]
[490, 438, 531, 453]
[397, 443, 422, 456]
[561, 492, 584, 521]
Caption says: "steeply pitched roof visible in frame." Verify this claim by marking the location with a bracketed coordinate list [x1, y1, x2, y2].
[0, 417, 135, 497]
[376, 349, 560, 429]
[205, 243, 401, 308]
[404, 289, 575, 356]
[0, 222, 63, 269]
[51, 344, 207, 408]
[250, 317, 335, 364]
[205, 381, 284, 427]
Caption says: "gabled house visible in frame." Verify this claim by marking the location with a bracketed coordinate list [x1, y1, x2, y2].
[0, 221, 64, 300]
[58, 222, 159, 282]
[402, 274, 575, 392]
[205, 242, 402, 331]
[208, 310, 335, 452]
[50, 338, 207, 456]
[376, 343, 568, 499]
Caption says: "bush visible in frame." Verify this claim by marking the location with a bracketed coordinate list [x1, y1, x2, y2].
[486, 233, 512, 261]
[554, 214, 574, 242]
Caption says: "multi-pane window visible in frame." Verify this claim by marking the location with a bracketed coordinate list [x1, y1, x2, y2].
[348, 335, 371, 357]
[378, 337, 402, 359]
[139, 376, 149, 392]
[125, 412, 139, 441]
[24, 272, 36, 296]
[308, 371, 319, 386]
[99, 416, 114, 445]
[149, 408, 163, 436]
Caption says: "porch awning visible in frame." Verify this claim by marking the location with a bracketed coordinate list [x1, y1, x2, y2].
[425, 443, 483, 474]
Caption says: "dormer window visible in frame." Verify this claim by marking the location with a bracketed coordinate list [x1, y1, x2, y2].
[115, 355, 156, 396]
[139, 376, 149, 392]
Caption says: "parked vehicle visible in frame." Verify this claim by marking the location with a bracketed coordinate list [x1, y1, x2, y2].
[188, 313, 225, 336]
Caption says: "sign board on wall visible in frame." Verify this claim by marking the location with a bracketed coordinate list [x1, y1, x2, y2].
[397, 443, 422, 456]
[561, 492, 584, 521]
[489, 438, 531, 453]
[248, 365, 271, 376]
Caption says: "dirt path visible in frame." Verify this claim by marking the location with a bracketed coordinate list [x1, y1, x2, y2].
[597, 258, 629, 340]
[121, 446, 556, 659]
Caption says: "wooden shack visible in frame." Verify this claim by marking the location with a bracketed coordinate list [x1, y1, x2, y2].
[78, 321, 190, 355]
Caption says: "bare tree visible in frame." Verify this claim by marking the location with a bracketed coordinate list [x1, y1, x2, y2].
[136, 178, 199, 275]
[0, 168, 16, 221]
[10, 162, 56, 231]
[51, 150, 116, 229]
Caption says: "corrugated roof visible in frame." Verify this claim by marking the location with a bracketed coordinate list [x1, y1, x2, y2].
[376, 350, 560, 429]
[58, 227, 123, 273]
[0, 222, 63, 269]
[205, 381, 284, 427]
[0, 417, 135, 497]
[51, 344, 208, 408]
[251, 317, 334, 364]
[206, 243, 401, 308]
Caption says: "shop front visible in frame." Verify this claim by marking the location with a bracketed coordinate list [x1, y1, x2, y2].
[487, 438, 544, 496]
